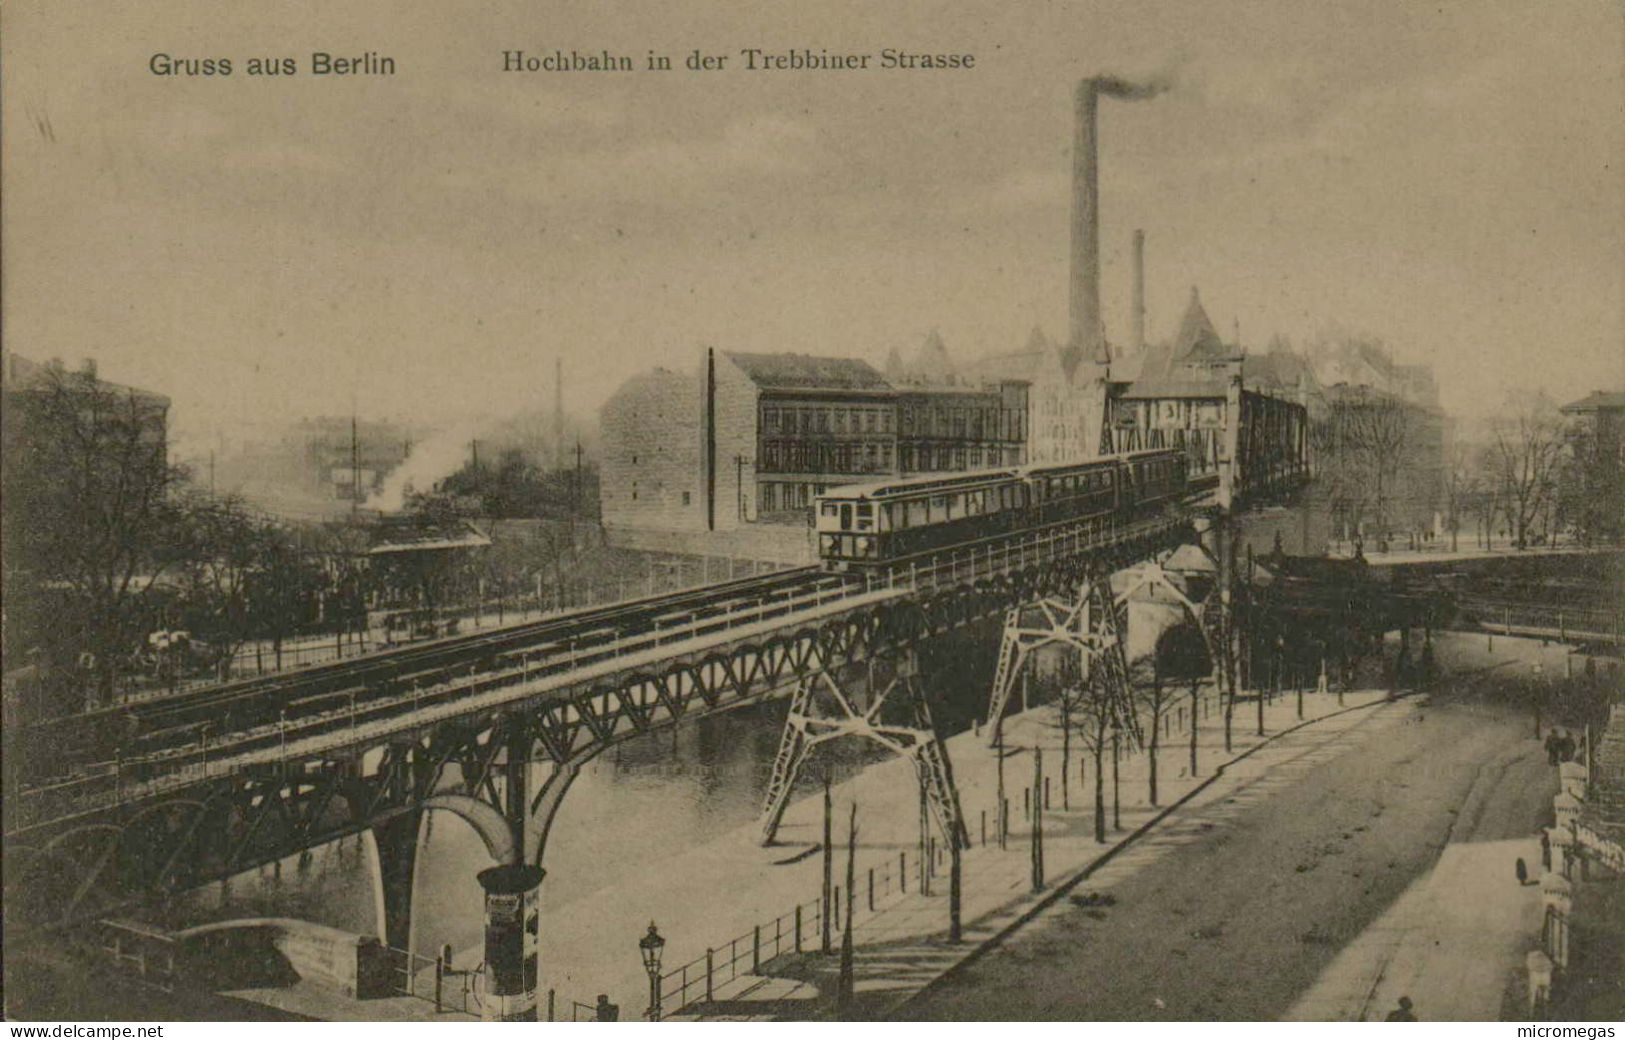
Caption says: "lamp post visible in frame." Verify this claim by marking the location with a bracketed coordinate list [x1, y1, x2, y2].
[1532, 661, 1545, 740]
[640, 921, 665, 1022]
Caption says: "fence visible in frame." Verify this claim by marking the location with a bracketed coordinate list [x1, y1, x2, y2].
[388, 946, 484, 1017]
[656, 843, 941, 1017]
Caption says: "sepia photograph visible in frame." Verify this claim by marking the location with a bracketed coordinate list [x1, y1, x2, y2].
[2, 0, 1622, 1027]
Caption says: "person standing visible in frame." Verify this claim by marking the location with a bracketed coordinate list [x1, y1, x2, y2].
[1385, 996, 1417, 1021]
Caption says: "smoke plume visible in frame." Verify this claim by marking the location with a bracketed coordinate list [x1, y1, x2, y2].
[367, 420, 484, 513]
[1088, 72, 1175, 102]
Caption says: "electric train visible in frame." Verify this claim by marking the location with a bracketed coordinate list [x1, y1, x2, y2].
[815, 448, 1187, 571]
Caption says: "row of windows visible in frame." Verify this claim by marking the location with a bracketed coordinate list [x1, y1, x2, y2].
[762, 406, 892, 435]
[760, 482, 828, 512]
[897, 442, 1018, 472]
[761, 440, 893, 474]
[897, 404, 1023, 440]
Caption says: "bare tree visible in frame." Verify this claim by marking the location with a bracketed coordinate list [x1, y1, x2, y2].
[1485, 393, 1567, 549]
[2, 363, 184, 704]
[1128, 655, 1179, 807]
[1442, 442, 1480, 554]
[169, 491, 287, 678]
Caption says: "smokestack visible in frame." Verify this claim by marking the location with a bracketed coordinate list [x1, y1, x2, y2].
[1069, 80, 1103, 359]
[554, 356, 564, 470]
[1131, 229, 1146, 354]
[1069, 74, 1172, 361]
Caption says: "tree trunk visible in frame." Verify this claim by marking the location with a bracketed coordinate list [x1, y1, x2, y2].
[1092, 721, 1106, 843]
[1111, 728, 1121, 831]
[1189, 681, 1200, 777]
[1061, 702, 1071, 810]
[1148, 673, 1161, 806]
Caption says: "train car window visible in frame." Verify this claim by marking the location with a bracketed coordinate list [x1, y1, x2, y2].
[821, 503, 839, 518]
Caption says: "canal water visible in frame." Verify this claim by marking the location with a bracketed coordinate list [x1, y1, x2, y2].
[163, 621, 1003, 987]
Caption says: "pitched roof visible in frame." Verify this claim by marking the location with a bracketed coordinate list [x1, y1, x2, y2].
[1561, 390, 1625, 413]
[367, 516, 492, 555]
[1244, 351, 1316, 394]
[910, 330, 954, 382]
[723, 352, 891, 392]
[1171, 288, 1239, 364]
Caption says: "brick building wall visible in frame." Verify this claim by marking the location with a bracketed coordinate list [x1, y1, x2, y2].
[599, 368, 705, 531]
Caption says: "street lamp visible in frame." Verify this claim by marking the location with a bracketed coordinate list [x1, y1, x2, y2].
[639, 921, 666, 1021]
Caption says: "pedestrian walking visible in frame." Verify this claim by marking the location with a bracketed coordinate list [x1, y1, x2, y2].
[1541, 830, 1551, 870]
[1385, 996, 1417, 1022]
[1515, 857, 1529, 885]
[594, 995, 619, 1022]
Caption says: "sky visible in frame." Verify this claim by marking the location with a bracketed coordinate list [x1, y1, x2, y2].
[4, 0, 1622, 453]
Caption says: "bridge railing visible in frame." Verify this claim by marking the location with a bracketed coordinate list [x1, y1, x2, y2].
[1456, 598, 1623, 642]
[11, 511, 1190, 833]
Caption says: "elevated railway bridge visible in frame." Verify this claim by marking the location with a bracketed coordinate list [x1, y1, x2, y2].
[5, 418, 1315, 994]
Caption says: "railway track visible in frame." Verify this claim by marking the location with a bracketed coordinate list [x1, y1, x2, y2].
[20, 565, 835, 770]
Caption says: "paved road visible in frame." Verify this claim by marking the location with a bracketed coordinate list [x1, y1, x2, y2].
[899, 690, 1553, 1021]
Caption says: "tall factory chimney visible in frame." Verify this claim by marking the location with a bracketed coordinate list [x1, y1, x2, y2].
[1131, 228, 1146, 354]
[1069, 74, 1171, 362]
[1069, 79, 1104, 360]
[554, 355, 564, 470]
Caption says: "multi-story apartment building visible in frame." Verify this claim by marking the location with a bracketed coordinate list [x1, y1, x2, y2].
[600, 347, 1029, 536]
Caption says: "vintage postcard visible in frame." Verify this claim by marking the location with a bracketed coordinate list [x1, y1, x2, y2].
[2, 0, 1621, 1028]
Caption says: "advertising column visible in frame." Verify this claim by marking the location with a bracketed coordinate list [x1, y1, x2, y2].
[477, 864, 545, 1021]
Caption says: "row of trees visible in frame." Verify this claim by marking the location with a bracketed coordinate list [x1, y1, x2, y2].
[1443, 392, 1622, 551]
[2, 368, 363, 715]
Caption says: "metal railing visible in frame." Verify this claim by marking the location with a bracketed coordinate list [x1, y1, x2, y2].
[13, 511, 1188, 830]
[657, 845, 939, 1016]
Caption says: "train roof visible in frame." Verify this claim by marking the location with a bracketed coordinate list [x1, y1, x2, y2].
[818, 466, 1020, 500]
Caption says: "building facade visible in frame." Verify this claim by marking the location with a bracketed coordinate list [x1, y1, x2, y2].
[600, 346, 1032, 536]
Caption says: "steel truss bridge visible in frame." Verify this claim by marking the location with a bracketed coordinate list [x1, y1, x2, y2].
[6, 423, 1311, 951]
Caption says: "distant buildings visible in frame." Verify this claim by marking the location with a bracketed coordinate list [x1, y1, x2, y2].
[1108, 288, 1244, 477]
[600, 341, 1030, 536]
[1562, 391, 1625, 458]
[2, 352, 170, 470]
[959, 327, 1106, 465]
[288, 416, 414, 503]
[599, 287, 1449, 551]
[1560, 390, 1625, 544]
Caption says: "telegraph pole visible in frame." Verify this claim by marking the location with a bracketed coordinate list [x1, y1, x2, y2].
[574, 440, 584, 520]
[821, 772, 834, 954]
[1030, 745, 1045, 891]
[350, 413, 360, 513]
[838, 803, 857, 1015]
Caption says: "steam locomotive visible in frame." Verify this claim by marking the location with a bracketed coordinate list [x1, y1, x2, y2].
[815, 448, 1187, 571]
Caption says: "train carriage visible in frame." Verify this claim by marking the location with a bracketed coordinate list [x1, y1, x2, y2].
[1019, 458, 1120, 524]
[816, 468, 1024, 568]
[816, 447, 1189, 572]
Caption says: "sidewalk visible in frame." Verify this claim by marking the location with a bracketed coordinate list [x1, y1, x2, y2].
[647, 684, 1402, 1022]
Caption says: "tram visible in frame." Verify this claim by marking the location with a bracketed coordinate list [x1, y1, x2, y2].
[815, 448, 1187, 571]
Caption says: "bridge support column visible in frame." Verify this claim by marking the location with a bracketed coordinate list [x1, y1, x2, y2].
[759, 656, 967, 849]
[984, 564, 1144, 744]
[370, 809, 423, 955]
